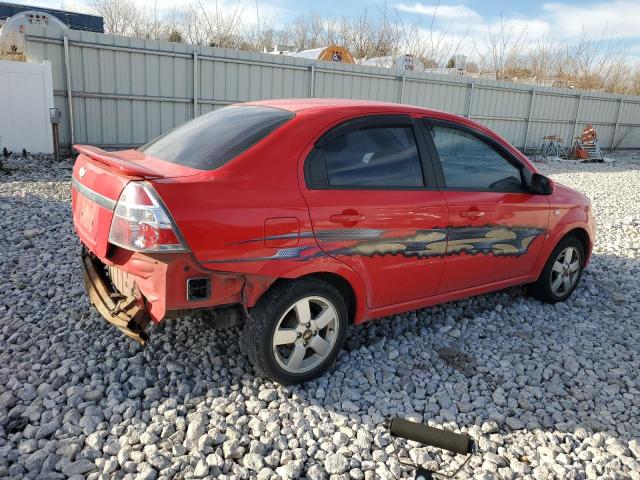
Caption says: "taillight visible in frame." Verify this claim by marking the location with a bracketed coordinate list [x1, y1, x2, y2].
[108, 182, 187, 252]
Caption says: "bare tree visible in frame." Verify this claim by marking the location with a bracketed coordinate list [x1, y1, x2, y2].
[129, 1, 171, 40]
[337, 10, 396, 59]
[167, 30, 183, 43]
[88, 0, 640, 96]
[287, 12, 326, 51]
[626, 64, 640, 96]
[284, 7, 399, 58]
[393, 4, 468, 68]
[92, 0, 138, 36]
[308, 13, 326, 49]
[523, 38, 560, 81]
[192, 0, 244, 48]
[476, 13, 528, 80]
[177, 6, 209, 45]
[289, 15, 310, 51]
[238, 1, 278, 52]
[558, 29, 631, 92]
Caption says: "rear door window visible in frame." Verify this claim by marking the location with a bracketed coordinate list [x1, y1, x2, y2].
[307, 124, 424, 188]
[139, 105, 294, 170]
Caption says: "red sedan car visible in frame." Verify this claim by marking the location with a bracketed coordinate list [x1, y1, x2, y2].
[72, 99, 594, 384]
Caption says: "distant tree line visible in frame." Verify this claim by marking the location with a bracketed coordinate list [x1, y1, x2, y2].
[91, 0, 640, 96]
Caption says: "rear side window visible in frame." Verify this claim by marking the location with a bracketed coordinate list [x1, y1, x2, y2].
[307, 125, 424, 188]
[139, 105, 294, 170]
[430, 125, 523, 191]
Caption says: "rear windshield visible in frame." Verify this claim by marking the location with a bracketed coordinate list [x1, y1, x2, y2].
[139, 105, 294, 170]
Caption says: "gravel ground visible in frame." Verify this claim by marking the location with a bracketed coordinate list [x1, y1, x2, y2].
[0, 152, 639, 480]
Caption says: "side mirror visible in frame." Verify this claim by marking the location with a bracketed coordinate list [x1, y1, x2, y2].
[530, 173, 554, 195]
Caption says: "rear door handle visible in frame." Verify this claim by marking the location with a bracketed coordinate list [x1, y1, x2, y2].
[330, 214, 365, 224]
[460, 209, 485, 219]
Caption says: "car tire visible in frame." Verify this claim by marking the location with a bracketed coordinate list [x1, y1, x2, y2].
[530, 235, 585, 303]
[241, 278, 348, 385]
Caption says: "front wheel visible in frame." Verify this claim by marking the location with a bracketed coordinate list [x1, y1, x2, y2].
[241, 278, 348, 385]
[530, 236, 585, 303]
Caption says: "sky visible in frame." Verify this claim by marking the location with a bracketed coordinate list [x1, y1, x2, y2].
[11, 0, 640, 59]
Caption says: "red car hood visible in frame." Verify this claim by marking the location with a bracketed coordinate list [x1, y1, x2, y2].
[552, 182, 591, 207]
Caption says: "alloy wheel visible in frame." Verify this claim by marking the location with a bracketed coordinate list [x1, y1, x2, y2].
[272, 296, 339, 374]
[550, 246, 581, 296]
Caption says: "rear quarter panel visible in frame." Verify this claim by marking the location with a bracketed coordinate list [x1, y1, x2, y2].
[152, 111, 363, 277]
[150, 108, 378, 322]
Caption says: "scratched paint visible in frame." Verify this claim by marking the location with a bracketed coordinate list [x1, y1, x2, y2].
[204, 226, 545, 264]
[319, 226, 544, 259]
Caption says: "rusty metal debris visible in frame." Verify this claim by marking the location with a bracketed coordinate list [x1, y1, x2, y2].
[81, 251, 150, 344]
[534, 126, 605, 162]
[571, 124, 604, 162]
[535, 135, 569, 159]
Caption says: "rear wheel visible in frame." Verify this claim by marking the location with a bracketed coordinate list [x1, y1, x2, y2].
[530, 236, 584, 303]
[241, 278, 348, 385]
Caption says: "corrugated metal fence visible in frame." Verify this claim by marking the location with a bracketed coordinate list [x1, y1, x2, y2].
[24, 25, 640, 152]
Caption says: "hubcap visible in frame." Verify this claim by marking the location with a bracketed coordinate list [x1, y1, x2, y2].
[550, 246, 581, 296]
[272, 296, 339, 374]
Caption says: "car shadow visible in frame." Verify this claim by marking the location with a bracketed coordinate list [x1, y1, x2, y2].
[137, 249, 637, 476]
[144, 249, 639, 443]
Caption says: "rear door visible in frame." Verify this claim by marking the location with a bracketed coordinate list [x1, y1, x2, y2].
[301, 115, 449, 308]
[422, 119, 550, 294]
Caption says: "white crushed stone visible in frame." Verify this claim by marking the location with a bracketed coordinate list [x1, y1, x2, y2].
[0, 152, 638, 479]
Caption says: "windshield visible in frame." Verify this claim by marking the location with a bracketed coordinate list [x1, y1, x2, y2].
[139, 105, 294, 170]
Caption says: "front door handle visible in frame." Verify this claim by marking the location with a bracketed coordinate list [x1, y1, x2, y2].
[330, 208, 366, 227]
[460, 209, 485, 219]
[330, 213, 365, 225]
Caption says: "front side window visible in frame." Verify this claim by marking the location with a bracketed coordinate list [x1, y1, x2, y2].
[140, 105, 294, 170]
[307, 125, 424, 188]
[430, 124, 523, 191]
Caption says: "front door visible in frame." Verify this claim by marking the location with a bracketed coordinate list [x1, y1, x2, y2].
[424, 120, 550, 294]
[301, 115, 449, 308]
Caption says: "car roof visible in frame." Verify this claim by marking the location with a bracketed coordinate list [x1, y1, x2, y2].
[244, 98, 489, 143]
[246, 98, 442, 115]
[243, 98, 534, 171]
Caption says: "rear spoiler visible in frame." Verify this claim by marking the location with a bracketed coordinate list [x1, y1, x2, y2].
[73, 145, 164, 178]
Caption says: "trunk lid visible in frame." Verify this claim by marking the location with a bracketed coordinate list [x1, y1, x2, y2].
[71, 145, 200, 257]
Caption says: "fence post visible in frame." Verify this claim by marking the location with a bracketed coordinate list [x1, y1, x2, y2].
[399, 75, 406, 103]
[63, 35, 75, 146]
[572, 94, 583, 141]
[611, 97, 624, 151]
[193, 51, 199, 117]
[309, 65, 315, 98]
[466, 82, 475, 118]
[523, 89, 536, 152]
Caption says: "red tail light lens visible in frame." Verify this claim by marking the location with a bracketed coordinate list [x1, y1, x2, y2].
[108, 182, 187, 252]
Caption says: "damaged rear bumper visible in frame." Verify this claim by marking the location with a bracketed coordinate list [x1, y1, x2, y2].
[81, 251, 150, 344]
